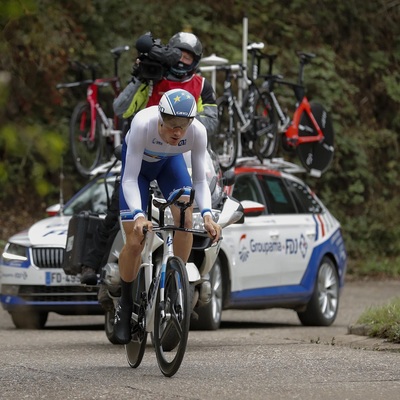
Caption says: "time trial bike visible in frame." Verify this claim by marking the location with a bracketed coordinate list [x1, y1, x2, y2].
[124, 187, 211, 377]
[258, 50, 335, 176]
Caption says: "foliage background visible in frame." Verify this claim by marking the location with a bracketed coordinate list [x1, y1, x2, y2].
[0, 0, 399, 275]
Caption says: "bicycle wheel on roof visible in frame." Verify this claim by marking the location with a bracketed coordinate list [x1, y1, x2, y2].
[210, 97, 238, 171]
[252, 90, 279, 160]
[69, 101, 103, 177]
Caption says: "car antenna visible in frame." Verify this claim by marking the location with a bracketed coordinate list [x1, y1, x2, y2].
[59, 159, 65, 216]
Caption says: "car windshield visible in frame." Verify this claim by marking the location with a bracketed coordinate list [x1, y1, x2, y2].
[63, 177, 116, 216]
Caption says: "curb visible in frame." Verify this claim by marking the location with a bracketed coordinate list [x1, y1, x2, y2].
[341, 324, 400, 352]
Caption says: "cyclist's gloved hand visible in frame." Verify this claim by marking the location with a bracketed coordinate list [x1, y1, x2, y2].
[204, 216, 221, 244]
[133, 216, 153, 245]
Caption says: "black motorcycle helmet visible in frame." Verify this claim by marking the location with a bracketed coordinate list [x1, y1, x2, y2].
[168, 32, 203, 78]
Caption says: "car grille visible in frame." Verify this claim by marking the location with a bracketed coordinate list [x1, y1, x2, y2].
[18, 285, 98, 302]
[32, 247, 64, 269]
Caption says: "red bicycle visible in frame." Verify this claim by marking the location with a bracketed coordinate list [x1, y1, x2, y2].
[259, 50, 335, 176]
[57, 45, 130, 177]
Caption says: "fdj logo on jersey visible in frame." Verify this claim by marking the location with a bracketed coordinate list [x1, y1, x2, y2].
[178, 139, 187, 146]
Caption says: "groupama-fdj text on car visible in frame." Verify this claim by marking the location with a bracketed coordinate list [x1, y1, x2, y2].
[0, 155, 346, 331]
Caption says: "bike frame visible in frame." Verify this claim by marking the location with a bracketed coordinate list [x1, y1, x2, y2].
[261, 75, 325, 148]
[132, 187, 202, 333]
[85, 76, 122, 147]
[284, 95, 325, 146]
[136, 226, 178, 333]
[220, 65, 261, 142]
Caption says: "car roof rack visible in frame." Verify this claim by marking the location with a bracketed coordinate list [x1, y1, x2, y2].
[235, 157, 307, 174]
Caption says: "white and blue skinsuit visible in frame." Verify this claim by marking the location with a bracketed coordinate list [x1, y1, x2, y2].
[119, 105, 212, 221]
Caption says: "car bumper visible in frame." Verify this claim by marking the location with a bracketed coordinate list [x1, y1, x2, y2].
[0, 264, 103, 315]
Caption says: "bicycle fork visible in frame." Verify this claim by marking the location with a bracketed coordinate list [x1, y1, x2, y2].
[158, 234, 179, 322]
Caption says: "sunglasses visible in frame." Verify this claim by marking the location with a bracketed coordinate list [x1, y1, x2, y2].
[161, 117, 193, 130]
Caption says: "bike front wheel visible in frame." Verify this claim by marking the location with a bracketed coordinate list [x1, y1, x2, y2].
[210, 97, 238, 171]
[69, 101, 103, 177]
[153, 256, 191, 377]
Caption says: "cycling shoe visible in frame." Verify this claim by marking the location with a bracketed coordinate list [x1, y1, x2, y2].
[113, 301, 132, 344]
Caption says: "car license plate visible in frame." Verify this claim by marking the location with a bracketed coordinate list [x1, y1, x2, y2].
[45, 271, 81, 286]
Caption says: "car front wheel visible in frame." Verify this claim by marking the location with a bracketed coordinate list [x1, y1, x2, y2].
[297, 256, 339, 326]
[191, 256, 224, 330]
[10, 311, 48, 329]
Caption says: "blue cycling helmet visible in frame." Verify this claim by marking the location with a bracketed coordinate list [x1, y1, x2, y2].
[158, 89, 197, 118]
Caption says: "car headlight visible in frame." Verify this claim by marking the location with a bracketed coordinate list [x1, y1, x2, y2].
[2, 243, 28, 261]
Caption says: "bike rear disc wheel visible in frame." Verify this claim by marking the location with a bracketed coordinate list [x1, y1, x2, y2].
[296, 102, 335, 175]
[211, 97, 238, 171]
[125, 330, 148, 368]
[253, 90, 279, 159]
[153, 256, 191, 377]
[69, 101, 103, 177]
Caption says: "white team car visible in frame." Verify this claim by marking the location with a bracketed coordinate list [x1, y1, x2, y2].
[0, 155, 347, 330]
[198, 157, 347, 330]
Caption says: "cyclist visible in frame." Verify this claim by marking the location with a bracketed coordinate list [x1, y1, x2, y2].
[114, 88, 221, 344]
[80, 33, 217, 298]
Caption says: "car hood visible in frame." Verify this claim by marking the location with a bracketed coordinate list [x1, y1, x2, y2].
[9, 215, 71, 247]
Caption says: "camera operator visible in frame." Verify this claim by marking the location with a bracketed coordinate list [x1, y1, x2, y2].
[114, 31, 217, 137]
[80, 32, 218, 311]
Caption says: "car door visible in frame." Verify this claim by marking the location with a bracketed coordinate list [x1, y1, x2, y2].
[258, 174, 318, 286]
[229, 173, 285, 291]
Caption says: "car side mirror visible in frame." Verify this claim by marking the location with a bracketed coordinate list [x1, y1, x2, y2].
[240, 200, 265, 217]
[46, 204, 61, 217]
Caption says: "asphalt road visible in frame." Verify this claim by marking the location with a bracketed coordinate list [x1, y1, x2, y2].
[1, 280, 400, 399]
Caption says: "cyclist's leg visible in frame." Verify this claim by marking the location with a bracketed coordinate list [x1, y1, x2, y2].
[157, 155, 193, 263]
[115, 145, 150, 344]
[169, 204, 193, 263]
